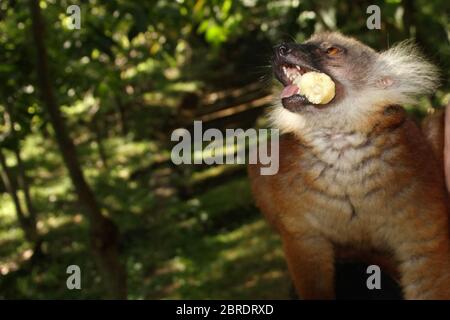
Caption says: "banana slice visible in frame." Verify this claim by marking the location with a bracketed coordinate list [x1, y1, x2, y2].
[294, 72, 335, 104]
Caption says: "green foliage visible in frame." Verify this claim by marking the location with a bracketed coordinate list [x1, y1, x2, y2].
[0, 0, 448, 299]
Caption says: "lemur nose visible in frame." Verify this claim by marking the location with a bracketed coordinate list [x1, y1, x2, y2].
[275, 44, 291, 57]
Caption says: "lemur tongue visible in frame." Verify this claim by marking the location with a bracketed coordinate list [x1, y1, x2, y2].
[281, 84, 299, 99]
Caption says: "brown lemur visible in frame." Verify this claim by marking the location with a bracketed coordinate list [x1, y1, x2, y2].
[248, 32, 450, 299]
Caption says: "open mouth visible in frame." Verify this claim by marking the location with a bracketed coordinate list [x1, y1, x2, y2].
[277, 63, 313, 108]
[275, 62, 335, 111]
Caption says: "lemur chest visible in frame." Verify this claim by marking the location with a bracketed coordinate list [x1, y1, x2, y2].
[300, 131, 388, 197]
[301, 133, 383, 189]
[284, 131, 397, 240]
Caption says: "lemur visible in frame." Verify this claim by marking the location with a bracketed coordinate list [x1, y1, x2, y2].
[248, 32, 450, 299]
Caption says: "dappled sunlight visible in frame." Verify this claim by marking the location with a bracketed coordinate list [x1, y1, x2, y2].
[157, 219, 290, 299]
[0, 0, 448, 300]
[0, 196, 29, 264]
[190, 164, 240, 184]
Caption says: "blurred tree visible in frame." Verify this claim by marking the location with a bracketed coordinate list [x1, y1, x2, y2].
[0, 105, 41, 254]
[0, 149, 39, 249]
[28, 0, 127, 299]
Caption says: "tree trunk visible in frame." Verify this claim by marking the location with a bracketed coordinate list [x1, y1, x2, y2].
[91, 115, 108, 169]
[2, 104, 40, 250]
[114, 94, 128, 136]
[13, 149, 37, 225]
[402, 0, 414, 37]
[4, 104, 40, 239]
[0, 150, 38, 243]
[29, 0, 127, 299]
[13, 147, 43, 256]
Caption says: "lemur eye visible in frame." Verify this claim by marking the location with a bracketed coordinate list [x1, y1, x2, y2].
[326, 47, 341, 55]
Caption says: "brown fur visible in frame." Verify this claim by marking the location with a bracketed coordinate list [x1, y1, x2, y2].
[249, 104, 450, 299]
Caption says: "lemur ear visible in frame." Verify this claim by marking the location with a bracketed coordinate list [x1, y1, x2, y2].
[375, 40, 439, 100]
[376, 76, 394, 89]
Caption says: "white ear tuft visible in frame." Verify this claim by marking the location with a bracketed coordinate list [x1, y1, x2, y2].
[371, 40, 440, 104]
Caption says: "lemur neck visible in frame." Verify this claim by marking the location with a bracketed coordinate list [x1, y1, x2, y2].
[297, 104, 407, 154]
[297, 106, 406, 170]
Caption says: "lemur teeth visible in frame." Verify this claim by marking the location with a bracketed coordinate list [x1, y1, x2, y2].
[283, 65, 306, 84]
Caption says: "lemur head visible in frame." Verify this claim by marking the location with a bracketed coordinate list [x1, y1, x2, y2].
[271, 32, 439, 134]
